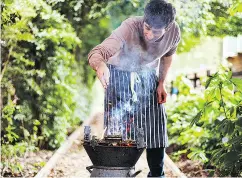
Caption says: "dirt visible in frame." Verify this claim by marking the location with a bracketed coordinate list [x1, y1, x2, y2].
[1, 150, 53, 177]
[176, 159, 216, 177]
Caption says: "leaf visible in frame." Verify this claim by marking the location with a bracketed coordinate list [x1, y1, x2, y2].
[23, 128, 30, 137]
[224, 151, 239, 163]
[205, 101, 213, 107]
[211, 148, 224, 161]
[190, 111, 202, 127]
[230, 107, 235, 118]
[212, 153, 226, 165]
[236, 117, 242, 127]
[237, 106, 242, 115]
[231, 78, 242, 92]
[195, 121, 204, 127]
[228, 136, 242, 145]
[215, 89, 221, 100]
[16, 32, 34, 41]
[205, 76, 213, 89]
[229, 2, 242, 15]
[205, 72, 218, 88]
[228, 82, 234, 91]
[33, 120, 41, 126]
[33, 126, 38, 132]
[217, 119, 228, 131]
[228, 70, 233, 79]
[208, 170, 215, 177]
[26, 78, 43, 95]
[14, 114, 25, 121]
[226, 121, 235, 135]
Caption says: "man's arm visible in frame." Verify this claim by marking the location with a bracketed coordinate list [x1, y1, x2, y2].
[88, 19, 133, 70]
[88, 19, 133, 88]
[157, 23, 181, 103]
[157, 55, 174, 103]
[159, 55, 173, 84]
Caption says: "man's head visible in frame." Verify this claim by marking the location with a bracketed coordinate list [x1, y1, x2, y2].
[143, 0, 176, 42]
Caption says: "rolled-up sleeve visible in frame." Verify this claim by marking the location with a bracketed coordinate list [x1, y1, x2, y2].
[88, 20, 132, 70]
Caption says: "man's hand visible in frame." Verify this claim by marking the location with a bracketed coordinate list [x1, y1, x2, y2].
[157, 82, 167, 104]
[96, 62, 110, 89]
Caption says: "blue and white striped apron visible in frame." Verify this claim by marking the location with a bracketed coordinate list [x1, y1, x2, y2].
[104, 64, 168, 148]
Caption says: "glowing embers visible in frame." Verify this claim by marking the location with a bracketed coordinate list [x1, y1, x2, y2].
[84, 126, 146, 149]
[96, 135, 136, 147]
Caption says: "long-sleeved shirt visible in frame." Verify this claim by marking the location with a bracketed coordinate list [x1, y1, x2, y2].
[88, 16, 181, 72]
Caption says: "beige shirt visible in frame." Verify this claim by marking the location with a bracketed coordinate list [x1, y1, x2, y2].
[88, 16, 181, 72]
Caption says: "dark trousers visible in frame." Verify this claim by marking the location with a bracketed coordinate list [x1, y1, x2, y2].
[147, 147, 165, 177]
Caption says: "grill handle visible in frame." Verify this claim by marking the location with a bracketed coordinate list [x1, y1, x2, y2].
[86, 165, 94, 173]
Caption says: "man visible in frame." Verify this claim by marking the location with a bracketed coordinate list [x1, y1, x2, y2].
[88, 0, 180, 177]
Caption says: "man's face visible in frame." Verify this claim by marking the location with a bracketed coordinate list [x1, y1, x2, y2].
[143, 22, 166, 42]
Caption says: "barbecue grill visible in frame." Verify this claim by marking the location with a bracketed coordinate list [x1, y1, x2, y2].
[83, 126, 146, 177]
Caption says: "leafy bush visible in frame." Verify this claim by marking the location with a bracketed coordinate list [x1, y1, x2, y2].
[1, 0, 89, 174]
[167, 65, 242, 176]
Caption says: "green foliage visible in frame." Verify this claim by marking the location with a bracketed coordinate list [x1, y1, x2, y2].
[170, 0, 242, 52]
[207, 1, 242, 37]
[106, 0, 145, 29]
[167, 65, 242, 176]
[229, 0, 242, 15]
[1, 0, 89, 175]
[50, 0, 111, 87]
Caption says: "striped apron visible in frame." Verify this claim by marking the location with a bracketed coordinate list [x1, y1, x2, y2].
[104, 64, 168, 148]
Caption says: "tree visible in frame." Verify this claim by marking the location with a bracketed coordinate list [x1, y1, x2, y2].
[1, 0, 88, 174]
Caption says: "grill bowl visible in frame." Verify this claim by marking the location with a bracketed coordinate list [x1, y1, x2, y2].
[83, 143, 144, 167]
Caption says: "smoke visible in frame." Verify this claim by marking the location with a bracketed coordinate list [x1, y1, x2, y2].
[105, 30, 160, 140]
[106, 62, 157, 141]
